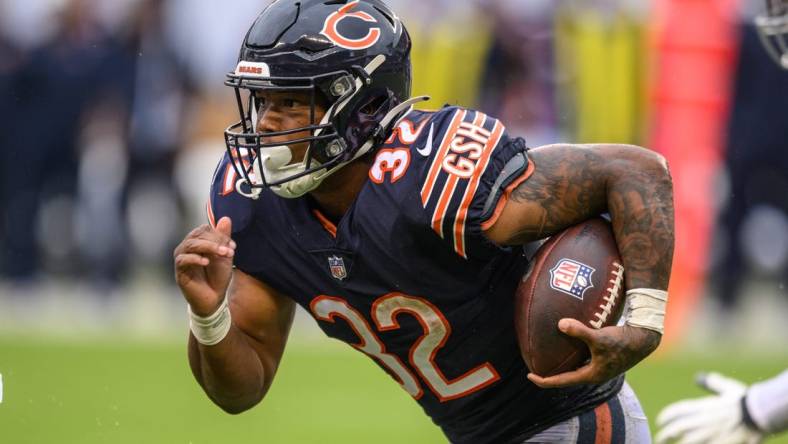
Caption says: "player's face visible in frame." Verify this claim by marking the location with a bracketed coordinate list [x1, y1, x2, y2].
[254, 90, 327, 163]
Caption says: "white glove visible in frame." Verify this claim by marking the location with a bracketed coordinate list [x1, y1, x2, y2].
[655, 372, 764, 444]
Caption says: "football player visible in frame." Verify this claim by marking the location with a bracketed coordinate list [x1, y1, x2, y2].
[173, 1, 674, 442]
[656, 1, 788, 443]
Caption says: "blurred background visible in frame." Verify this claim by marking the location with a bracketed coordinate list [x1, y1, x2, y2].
[0, 0, 786, 442]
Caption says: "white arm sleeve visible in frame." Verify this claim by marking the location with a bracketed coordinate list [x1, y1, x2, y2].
[746, 370, 788, 434]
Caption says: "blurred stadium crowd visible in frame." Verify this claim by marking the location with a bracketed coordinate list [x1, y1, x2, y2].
[0, 0, 786, 342]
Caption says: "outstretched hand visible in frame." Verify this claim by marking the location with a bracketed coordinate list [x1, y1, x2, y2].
[527, 318, 661, 388]
[174, 217, 236, 316]
[655, 372, 763, 444]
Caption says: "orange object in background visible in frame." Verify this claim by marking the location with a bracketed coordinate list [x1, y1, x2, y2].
[648, 0, 740, 346]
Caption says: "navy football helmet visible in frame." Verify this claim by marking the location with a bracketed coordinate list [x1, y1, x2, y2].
[225, 0, 425, 199]
[756, 0, 788, 69]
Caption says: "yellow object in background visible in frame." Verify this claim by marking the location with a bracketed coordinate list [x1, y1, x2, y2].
[409, 19, 491, 110]
[555, 8, 648, 144]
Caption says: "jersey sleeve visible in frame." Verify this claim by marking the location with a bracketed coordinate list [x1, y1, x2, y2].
[415, 107, 533, 261]
[206, 151, 255, 233]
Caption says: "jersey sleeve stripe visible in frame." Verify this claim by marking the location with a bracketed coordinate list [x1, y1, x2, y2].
[430, 175, 460, 238]
[420, 110, 466, 207]
[221, 165, 236, 196]
[206, 199, 217, 228]
[594, 402, 614, 443]
[430, 111, 485, 241]
[452, 111, 490, 257]
[479, 159, 534, 231]
[452, 119, 505, 258]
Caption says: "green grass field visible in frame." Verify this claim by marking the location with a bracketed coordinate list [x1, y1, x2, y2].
[1, 336, 786, 444]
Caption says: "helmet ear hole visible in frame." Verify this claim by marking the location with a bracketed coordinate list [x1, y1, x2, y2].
[336, 88, 399, 155]
[360, 94, 389, 115]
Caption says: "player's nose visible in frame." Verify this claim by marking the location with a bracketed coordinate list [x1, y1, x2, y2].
[256, 108, 281, 134]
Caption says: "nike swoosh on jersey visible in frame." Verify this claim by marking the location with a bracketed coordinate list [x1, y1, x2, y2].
[416, 124, 435, 157]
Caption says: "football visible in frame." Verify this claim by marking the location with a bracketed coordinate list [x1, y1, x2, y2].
[515, 217, 625, 377]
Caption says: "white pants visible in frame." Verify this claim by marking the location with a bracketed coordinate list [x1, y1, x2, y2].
[523, 382, 651, 443]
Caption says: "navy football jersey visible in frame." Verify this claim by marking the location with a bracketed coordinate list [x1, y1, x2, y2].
[207, 106, 623, 443]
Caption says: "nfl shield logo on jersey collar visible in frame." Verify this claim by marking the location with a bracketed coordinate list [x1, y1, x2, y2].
[328, 255, 348, 280]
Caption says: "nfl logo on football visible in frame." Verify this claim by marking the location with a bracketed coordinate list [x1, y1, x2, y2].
[328, 255, 347, 281]
[549, 259, 595, 300]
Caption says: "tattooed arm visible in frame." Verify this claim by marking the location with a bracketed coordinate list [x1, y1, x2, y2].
[485, 143, 674, 387]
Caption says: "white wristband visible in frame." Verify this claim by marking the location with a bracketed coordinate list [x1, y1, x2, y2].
[189, 297, 232, 346]
[622, 288, 668, 335]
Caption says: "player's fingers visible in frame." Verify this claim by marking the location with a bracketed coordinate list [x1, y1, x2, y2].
[655, 405, 716, 444]
[655, 414, 699, 444]
[179, 238, 235, 258]
[175, 253, 210, 269]
[557, 318, 597, 344]
[185, 224, 213, 240]
[184, 222, 235, 249]
[526, 363, 596, 388]
[657, 400, 697, 426]
[677, 425, 718, 444]
[177, 225, 231, 254]
[655, 425, 682, 444]
[696, 372, 746, 395]
[656, 398, 713, 426]
[206, 218, 235, 249]
[216, 217, 233, 239]
[186, 224, 207, 237]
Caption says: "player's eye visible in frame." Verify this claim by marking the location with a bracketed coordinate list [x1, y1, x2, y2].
[282, 98, 300, 108]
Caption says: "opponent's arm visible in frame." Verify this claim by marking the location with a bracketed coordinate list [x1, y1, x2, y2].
[656, 370, 788, 444]
[175, 217, 296, 414]
[485, 143, 674, 387]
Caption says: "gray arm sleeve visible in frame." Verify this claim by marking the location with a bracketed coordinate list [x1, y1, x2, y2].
[746, 370, 788, 434]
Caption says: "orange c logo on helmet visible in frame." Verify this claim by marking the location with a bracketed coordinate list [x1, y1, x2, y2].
[321, 0, 382, 50]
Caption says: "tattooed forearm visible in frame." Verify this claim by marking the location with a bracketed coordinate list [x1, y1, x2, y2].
[502, 143, 674, 291]
[606, 161, 674, 290]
